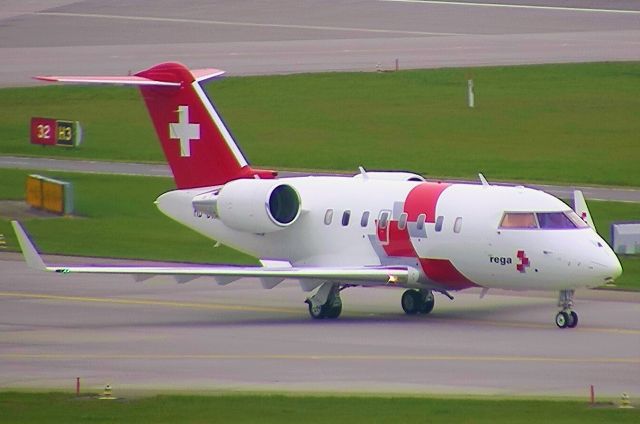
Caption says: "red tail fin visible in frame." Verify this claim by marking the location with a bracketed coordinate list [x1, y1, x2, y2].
[36, 62, 276, 188]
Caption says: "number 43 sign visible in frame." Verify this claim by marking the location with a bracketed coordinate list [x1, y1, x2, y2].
[30, 117, 82, 147]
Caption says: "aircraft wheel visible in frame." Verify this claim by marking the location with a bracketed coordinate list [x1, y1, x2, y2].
[308, 302, 327, 319]
[567, 311, 579, 328]
[419, 291, 435, 314]
[326, 304, 342, 319]
[401, 290, 421, 315]
[555, 311, 569, 328]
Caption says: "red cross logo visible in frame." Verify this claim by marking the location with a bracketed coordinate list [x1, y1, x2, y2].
[516, 250, 530, 273]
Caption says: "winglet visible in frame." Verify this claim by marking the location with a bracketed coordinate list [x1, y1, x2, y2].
[573, 190, 595, 229]
[11, 221, 48, 271]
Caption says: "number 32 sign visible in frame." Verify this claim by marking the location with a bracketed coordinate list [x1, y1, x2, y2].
[30, 117, 82, 147]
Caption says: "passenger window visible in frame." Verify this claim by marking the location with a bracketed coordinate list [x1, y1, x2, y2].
[342, 210, 351, 226]
[500, 212, 538, 229]
[360, 211, 370, 227]
[378, 211, 390, 229]
[324, 209, 333, 225]
[416, 214, 426, 231]
[454, 217, 462, 233]
[435, 216, 444, 232]
[398, 213, 408, 230]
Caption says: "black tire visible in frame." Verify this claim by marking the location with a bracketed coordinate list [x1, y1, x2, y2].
[401, 290, 421, 315]
[326, 304, 342, 319]
[308, 302, 326, 319]
[419, 295, 435, 314]
[567, 311, 578, 328]
[555, 311, 569, 328]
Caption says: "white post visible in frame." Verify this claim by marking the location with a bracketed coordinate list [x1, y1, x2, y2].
[467, 79, 475, 108]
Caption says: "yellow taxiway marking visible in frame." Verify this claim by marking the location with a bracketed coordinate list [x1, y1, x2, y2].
[0, 291, 298, 314]
[1, 353, 638, 365]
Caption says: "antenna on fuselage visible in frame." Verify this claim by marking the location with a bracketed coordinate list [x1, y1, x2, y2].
[478, 173, 490, 186]
[358, 166, 369, 180]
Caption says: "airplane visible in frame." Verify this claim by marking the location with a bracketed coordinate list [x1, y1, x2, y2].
[12, 61, 622, 329]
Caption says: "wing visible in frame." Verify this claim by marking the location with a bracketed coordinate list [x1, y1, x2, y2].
[11, 221, 415, 288]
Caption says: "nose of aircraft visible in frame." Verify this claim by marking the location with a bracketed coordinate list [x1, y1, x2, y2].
[593, 244, 623, 284]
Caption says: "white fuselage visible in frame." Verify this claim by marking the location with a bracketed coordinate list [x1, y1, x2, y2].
[156, 176, 622, 292]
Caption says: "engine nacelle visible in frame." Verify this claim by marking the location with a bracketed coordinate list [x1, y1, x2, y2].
[216, 180, 301, 234]
[353, 171, 425, 182]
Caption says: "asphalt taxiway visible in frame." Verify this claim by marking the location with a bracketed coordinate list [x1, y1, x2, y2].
[1, 0, 639, 86]
[1, 253, 639, 395]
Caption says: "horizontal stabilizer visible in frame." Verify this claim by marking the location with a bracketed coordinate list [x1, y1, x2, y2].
[34, 68, 224, 87]
[35, 75, 180, 87]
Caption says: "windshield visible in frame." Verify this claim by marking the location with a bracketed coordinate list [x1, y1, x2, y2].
[500, 211, 589, 230]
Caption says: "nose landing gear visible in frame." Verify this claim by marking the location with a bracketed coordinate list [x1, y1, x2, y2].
[556, 289, 578, 329]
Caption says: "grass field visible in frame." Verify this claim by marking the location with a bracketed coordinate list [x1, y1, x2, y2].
[0, 392, 637, 424]
[1, 62, 639, 186]
[0, 168, 638, 289]
[0, 168, 256, 265]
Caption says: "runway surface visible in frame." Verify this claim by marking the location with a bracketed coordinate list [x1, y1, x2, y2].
[1, 253, 639, 395]
[1, 0, 639, 86]
[2, 156, 639, 203]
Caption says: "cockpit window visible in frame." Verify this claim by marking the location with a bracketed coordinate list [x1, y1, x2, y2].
[499, 213, 538, 229]
[537, 212, 575, 229]
[500, 211, 589, 230]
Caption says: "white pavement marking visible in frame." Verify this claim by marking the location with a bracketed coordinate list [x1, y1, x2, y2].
[34, 12, 468, 37]
[381, 0, 640, 14]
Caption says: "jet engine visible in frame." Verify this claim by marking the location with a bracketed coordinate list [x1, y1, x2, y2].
[215, 179, 301, 234]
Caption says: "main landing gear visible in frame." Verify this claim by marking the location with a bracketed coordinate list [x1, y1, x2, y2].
[401, 289, 435, 315]
[305, 283, 342, 319]
[555, 289, 578, 329]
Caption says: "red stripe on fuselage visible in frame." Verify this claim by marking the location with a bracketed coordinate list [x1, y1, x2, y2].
[376, 182, 476, 289]
[379, 221, 415, 257]
[420, 258, 477, 290]
[404, 182, 450, 223]
[379, 182, 452, 257]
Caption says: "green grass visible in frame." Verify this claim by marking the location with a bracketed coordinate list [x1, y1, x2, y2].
[0, 392, 637, 424]
[1, 168, 638, 289]
[2, 62, 639, 186]
[0, 168, 256, 265]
